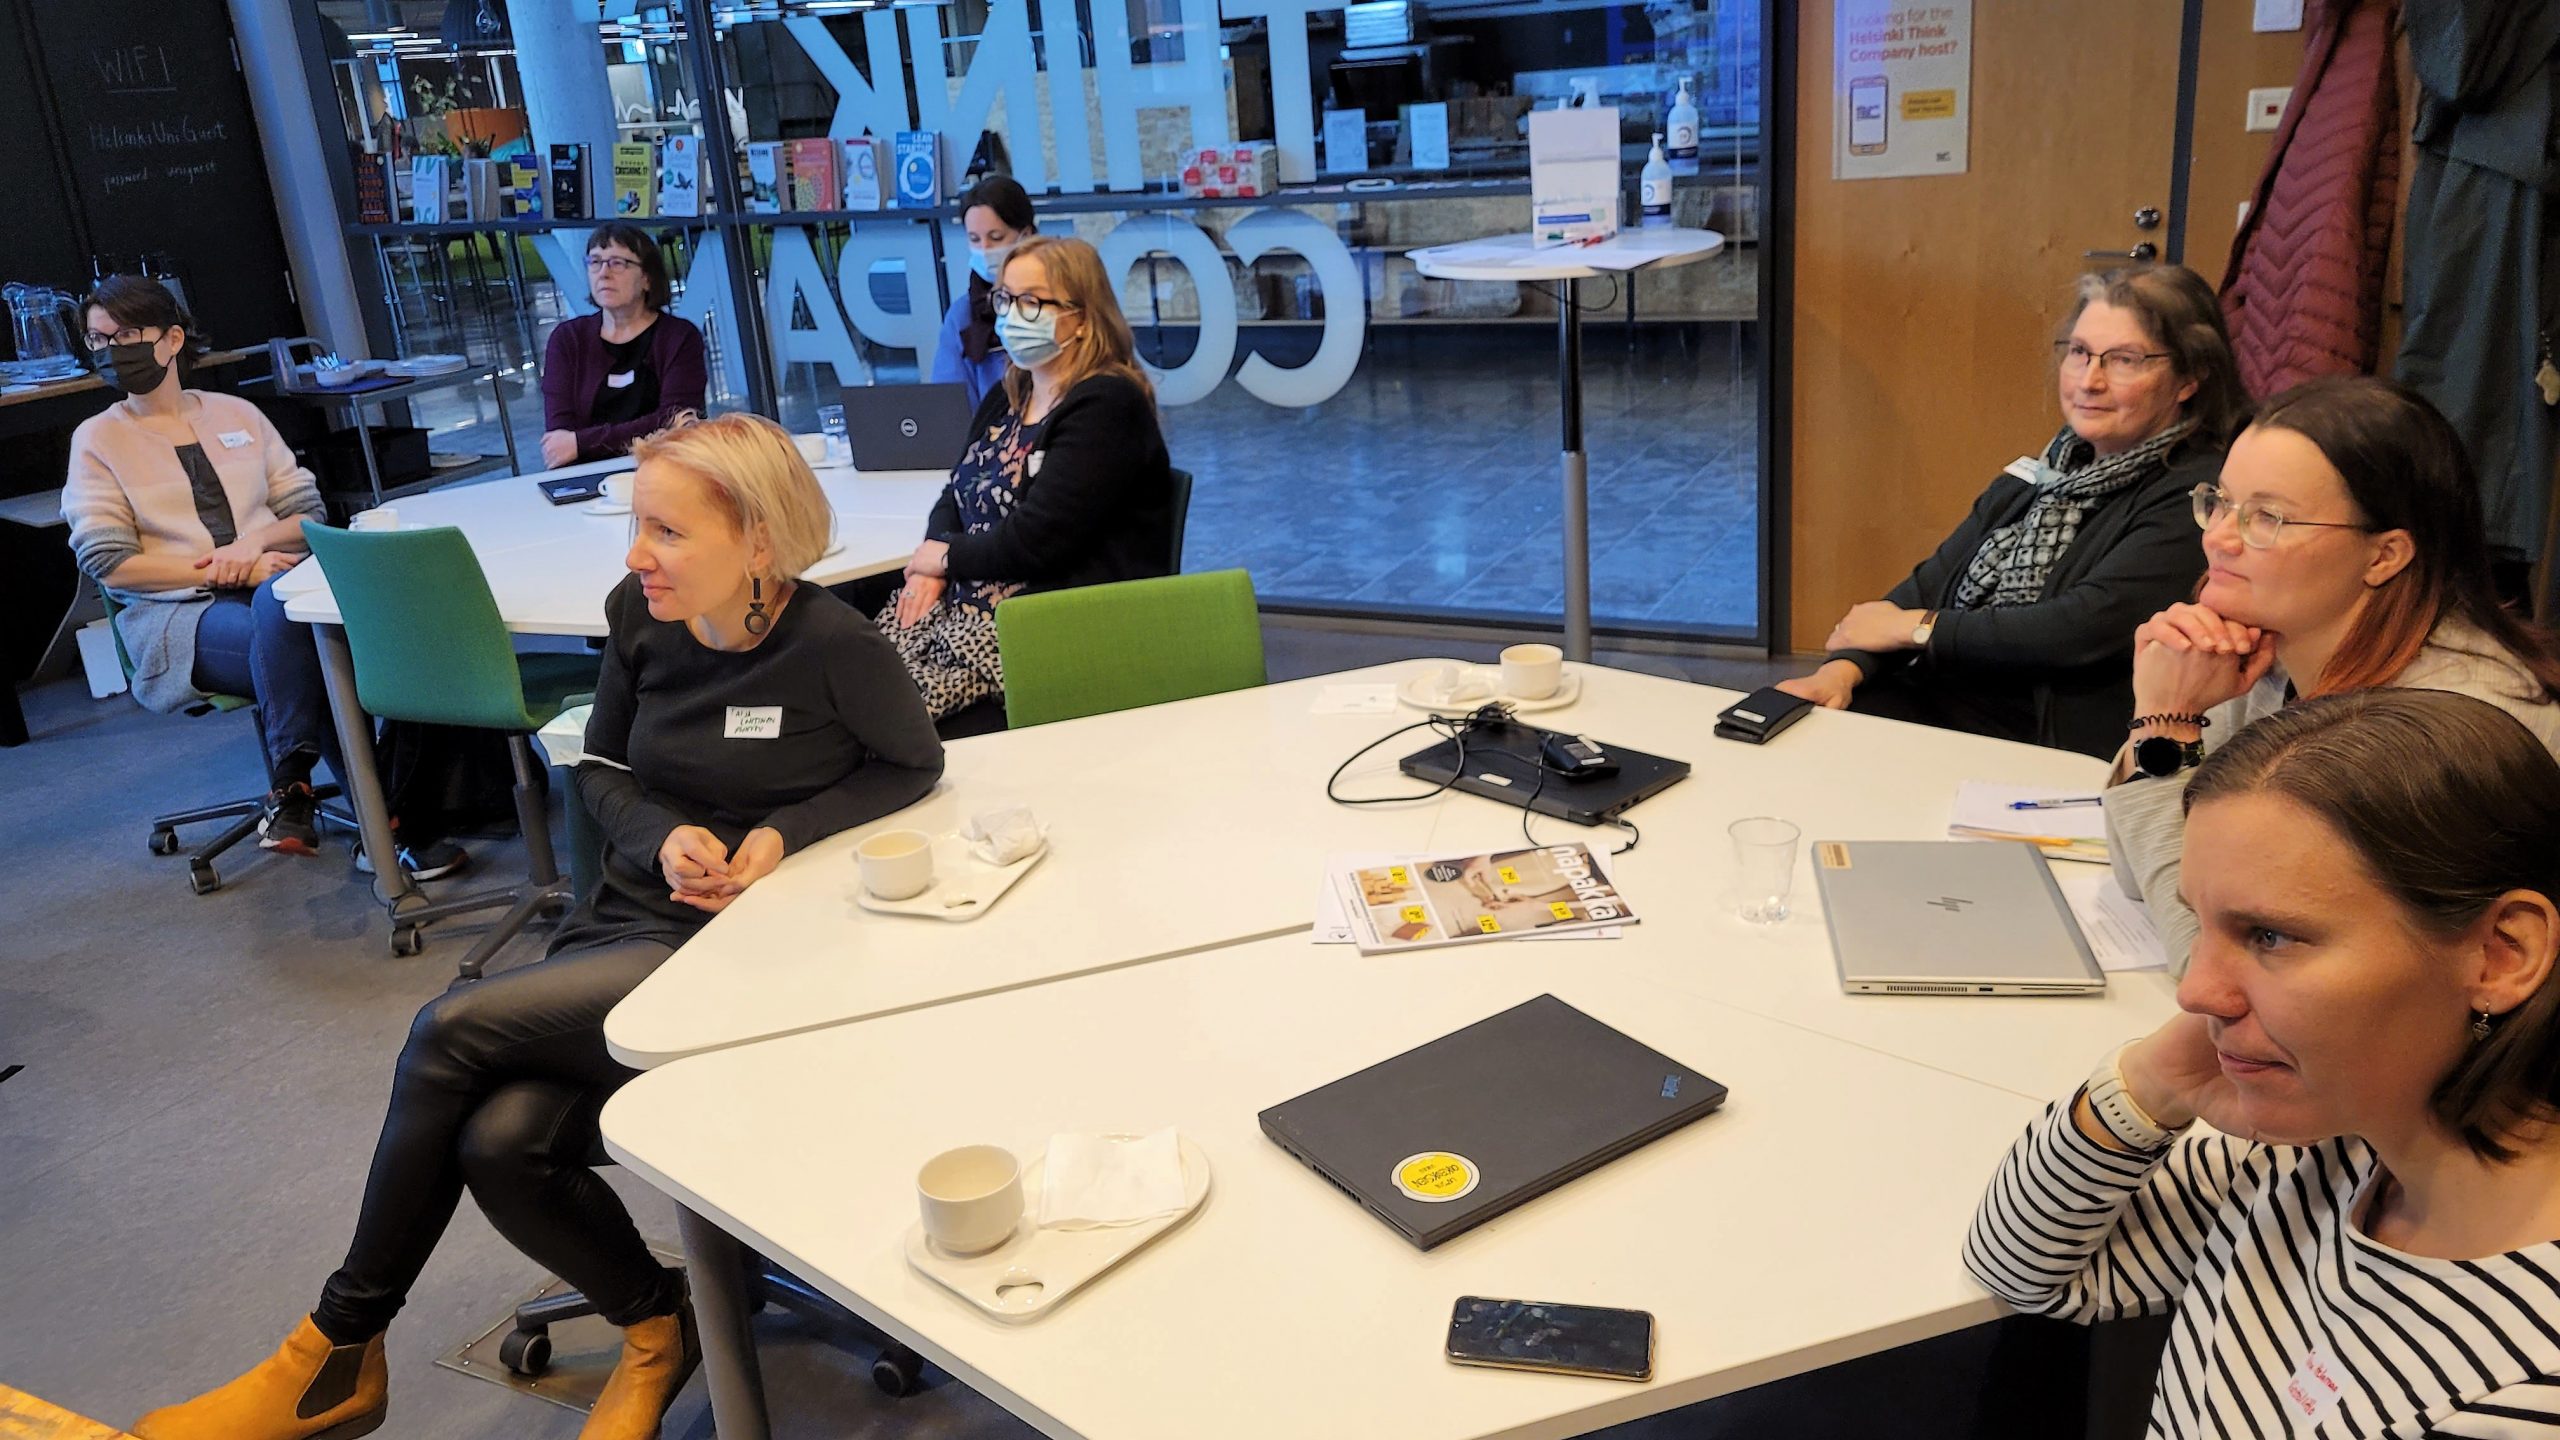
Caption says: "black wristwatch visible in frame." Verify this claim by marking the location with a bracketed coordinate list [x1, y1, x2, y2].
[2132, 733, 2204, 780]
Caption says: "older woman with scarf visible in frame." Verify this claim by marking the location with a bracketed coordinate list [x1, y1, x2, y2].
[1777, 265, 2247, 758]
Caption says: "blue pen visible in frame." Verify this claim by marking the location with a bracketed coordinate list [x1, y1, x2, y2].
[2008, 796, 2103, 810]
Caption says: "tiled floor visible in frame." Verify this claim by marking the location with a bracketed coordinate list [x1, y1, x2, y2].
[394, 263, 1763, 637]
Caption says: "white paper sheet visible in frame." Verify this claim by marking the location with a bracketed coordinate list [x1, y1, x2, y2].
[1949, 781, 2107, 842]
[2051, 864, 2167, 973]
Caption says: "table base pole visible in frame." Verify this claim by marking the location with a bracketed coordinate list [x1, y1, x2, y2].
[1562, 447, 1592, 662]
[678, 1204, 774, 1440]
[314, 625, 415, 924]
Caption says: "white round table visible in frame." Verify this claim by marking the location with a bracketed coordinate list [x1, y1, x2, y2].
[1411, 227, 1725, 659]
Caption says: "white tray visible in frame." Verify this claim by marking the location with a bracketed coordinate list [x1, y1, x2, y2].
[856, 832, 1046, 921]
[904, 1136, 1211, 1322]
[1396, 662, 1581, 716]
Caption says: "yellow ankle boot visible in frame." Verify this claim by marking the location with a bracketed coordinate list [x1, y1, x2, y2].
[132, 1316, 387, 1440]
[578, 1309, 699, 1440]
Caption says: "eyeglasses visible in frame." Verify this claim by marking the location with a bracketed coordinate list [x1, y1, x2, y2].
[2190, 483, 2375, 550]
[990, 289, 1079, 322]
[586, 255, 641, 274]
[81, 325, 154, 353]
[2053, 340, 2173, 384]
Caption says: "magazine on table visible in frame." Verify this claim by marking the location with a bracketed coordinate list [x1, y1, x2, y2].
[1333, 843, 1637, 954]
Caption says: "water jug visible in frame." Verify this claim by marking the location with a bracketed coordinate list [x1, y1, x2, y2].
[5, 283, 83, 375]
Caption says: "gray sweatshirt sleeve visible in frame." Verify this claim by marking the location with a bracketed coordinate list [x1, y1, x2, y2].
[2104, 774, 2198, 976]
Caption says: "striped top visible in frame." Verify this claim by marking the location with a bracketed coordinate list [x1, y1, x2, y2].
[1965, 1099, 2560, 1438]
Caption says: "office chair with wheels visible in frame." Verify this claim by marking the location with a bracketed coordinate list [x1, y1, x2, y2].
[993, 568, 1265, 728]
[301, 522, 597, 976]
[96, 585, 354, 894]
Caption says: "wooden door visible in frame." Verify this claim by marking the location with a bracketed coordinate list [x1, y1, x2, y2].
[1789, 0, 2187, 651]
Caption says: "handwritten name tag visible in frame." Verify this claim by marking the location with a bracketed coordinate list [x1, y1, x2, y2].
[723, 705, 782, 740]
[218, 430, 255, 449]
[2282, 1345, 2344, 1426]
[605, 370, 638, 390]
[2001, 455, 2040, 482]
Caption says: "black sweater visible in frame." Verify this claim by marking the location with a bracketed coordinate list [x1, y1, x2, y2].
[927, 372, 1175, 593]
[554, 575, 946, 954]
[1830, 435, 2224, 758]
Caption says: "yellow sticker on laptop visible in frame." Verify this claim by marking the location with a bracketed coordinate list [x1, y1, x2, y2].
[1393, 1151, 1480, 1203]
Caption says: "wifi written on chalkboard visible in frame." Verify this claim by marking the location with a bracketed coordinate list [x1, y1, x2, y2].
[82, 45, 234, 197]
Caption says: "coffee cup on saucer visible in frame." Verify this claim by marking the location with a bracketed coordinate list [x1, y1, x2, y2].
[348, 508, 399, 533]
[1500, 643, 1564, 700]
[917, 1144, 1024, 1255]
[857, 828, 935, 900]
[600, 474, 634, 509]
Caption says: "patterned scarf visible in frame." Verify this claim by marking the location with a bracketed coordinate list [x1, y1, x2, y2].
[1950, 419, 2196, 610]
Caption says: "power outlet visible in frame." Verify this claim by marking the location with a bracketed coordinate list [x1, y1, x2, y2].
[2246, 87, 2292, 132]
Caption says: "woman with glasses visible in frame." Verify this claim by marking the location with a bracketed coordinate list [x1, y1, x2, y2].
[2105, 376, 2560, 975]
[930, 174, 1039, 409]
[1777, 265, 2247, 757]
[58, 276, 353, 857]
[537, 224, 706, 468]
[876, 234, 1175, 719]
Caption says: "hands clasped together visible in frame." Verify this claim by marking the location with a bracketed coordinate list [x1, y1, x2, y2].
[195, 539, 301, 590]
[657, 824, 786, 915]
[2131, 602, 2279, 723]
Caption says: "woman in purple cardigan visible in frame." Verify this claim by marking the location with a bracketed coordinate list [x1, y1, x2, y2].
[538, 224, 708, 467]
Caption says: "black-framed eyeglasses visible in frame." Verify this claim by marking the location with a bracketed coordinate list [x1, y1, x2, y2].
[2053, 340, 2172, 383]
[990, 289, 1079, 322]
[586, 255, 641, 274]
[82, 325, 155, 353]
[2190, 483, 2375, 550]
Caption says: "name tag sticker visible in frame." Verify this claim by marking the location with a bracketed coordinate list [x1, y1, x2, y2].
[1026, 451, 1045, 478]
[217, 430, 255, 449]
[605, 370, 638, 390]
[2281, 1346, 2344, 1425]
[2002, 455, 2040, 482]
[723, 705, 782, 739]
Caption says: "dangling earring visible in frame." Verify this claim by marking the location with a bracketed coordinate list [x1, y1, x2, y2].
[744, 574, 770, 636]
[2471, 1010, 2494, 1044]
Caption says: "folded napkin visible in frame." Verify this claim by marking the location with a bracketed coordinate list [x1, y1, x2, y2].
[1038, 1128, 1187, 1229]
[1427, 664, 1496, 706]
[963, 805, 1047, 866]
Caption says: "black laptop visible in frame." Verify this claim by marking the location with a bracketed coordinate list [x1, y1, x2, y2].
[1398, 718, 1690, 826]
[841, 382, 975, 472]
[1259, 994, 1728, 1250]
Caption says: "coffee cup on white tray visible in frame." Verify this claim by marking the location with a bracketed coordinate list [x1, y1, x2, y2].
[600, 473, 634, 508]
[857, 828, 935, 900]
[348, 508, 399, 533]
[917, 1144, 1024, 1255]
[1500, 643, 1564, 700]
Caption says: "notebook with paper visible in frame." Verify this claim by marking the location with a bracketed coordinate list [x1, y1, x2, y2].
[1813, 840, 2106, 996]
[1946, 781, 2110, 863]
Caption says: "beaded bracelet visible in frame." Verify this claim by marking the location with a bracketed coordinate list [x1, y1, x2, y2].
[2128, 712, 2211, 732]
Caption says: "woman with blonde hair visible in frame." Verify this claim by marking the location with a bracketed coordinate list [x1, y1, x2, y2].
[881, 233, 1178, 717]
[132, 412, 943, 1440]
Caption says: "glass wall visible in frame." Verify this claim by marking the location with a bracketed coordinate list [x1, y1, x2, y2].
[310, 0, 1770, 640]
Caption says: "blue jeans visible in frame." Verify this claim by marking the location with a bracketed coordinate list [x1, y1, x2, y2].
[188, 575, 346, 788]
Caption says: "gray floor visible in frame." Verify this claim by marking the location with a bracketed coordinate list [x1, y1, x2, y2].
[1, 626, 2105, 1440]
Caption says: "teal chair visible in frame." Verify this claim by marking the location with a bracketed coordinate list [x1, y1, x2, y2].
[302, 522, 597, 977]
[97, 584, 354, 895]
[992, 569, 1264, 728]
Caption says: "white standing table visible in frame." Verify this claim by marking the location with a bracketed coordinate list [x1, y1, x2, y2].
[1409, 229, 1723, 662]
[278, 459, 945, 945]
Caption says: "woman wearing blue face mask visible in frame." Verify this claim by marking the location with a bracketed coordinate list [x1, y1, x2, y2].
[929, 175, 1039, 410]
[878, 234, 1176, 719]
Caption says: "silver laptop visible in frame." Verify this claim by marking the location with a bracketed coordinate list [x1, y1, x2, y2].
[1811, 841, 2105, 997]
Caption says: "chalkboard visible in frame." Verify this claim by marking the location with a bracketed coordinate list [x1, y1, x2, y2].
[0, 1, 89, 318]
[5, 0, 299, 353]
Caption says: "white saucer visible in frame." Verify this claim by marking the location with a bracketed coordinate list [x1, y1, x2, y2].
[585, 500, 632, 516]
[1395, 662, 1582, 716]
[856, 832, 1046, 921]
[904, 1136, 1212, 1322]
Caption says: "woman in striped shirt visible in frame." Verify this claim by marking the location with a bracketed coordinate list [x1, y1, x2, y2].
[1967, 687, 2560, 1438]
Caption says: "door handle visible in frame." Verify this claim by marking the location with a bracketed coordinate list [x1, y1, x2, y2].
[2084, 242, 2159, 262]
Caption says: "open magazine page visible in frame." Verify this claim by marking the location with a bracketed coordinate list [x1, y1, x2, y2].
[1343, 844, 1635, 952]
[1315, 851, 1620, 944]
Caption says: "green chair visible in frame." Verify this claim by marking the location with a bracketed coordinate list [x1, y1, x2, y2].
[97, 584, 354, 895]
[992, 569, 1264, 729]
[302, 522, 597, 977]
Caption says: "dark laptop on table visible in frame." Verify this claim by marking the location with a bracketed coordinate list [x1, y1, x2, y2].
[1398, 718, 1689, 827]
[841, 382, 975, 472]
[1260, 994, 1728, 1250]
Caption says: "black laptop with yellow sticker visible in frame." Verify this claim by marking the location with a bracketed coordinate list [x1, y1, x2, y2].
[1258, 994, 1727, 1250]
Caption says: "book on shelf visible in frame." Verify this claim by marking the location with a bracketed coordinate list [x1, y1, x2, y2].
[353, 151, 391, 224]
[461, 157, 501, 221]
[658, 134, 703, 217]
[893, 130, 939, 209]
[409, 155, 450, 224]
[549, 142, 590, 220]
[610, 141, 655, 217]
[1331, 843, 1636, 954]
[745, 141, 783, 213]
[786, 138, 837, 213]
[502, 156, 544, 219]
[841, 134, 886, 210]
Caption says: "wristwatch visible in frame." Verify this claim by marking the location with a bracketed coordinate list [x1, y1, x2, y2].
[2084, 1043, 2180, 1151]
[1909, 611, 1938, 649]
[2132, 733, 2204, 780]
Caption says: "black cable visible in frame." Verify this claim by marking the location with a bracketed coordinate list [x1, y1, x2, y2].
[1325, 703, 1515, 807]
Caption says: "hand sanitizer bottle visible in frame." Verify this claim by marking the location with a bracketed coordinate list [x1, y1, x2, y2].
[1667, 76, 1701, 176]
[1640, 132, 1673, 227]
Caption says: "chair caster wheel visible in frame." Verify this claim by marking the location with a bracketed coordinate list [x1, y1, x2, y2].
[149, 827, 181, 856]
[391, 926, 425, 957]
[871, 1343, 925, 1397]
[188, 861, 220, 895]
[498, 1325, 552, 1377]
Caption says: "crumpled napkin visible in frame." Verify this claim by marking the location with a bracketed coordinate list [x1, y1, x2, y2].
[1427, 664, 1496, 706]
[963, 806, 1047, 866]
[1038, 1128, 1187, 1229]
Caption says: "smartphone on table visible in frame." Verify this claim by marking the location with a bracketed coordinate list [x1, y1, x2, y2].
[1446, 1296, 1655, 1382]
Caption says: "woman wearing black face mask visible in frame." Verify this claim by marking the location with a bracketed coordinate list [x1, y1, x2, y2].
[57, 277, 390, 864]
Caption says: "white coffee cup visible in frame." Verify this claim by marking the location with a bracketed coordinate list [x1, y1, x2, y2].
[857, 828, 935, 901]
[1500, 643, 1564, 700]
[600, 474, 634, 508]
[349, 508, 399, 532]
[794, 433, 829, 466]
[917, 1144, 1024, 1256]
